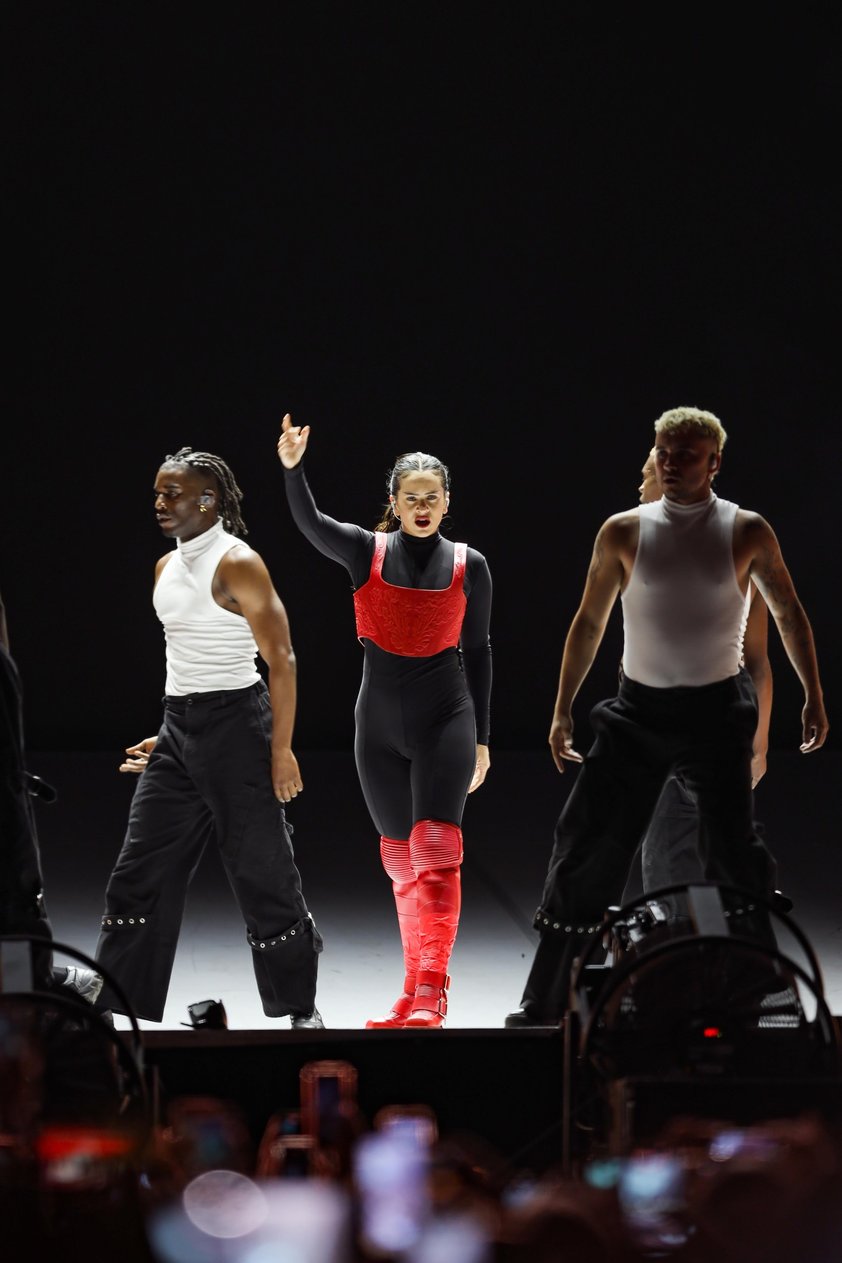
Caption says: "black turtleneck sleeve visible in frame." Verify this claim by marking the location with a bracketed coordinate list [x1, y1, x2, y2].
[283, 463, 373, 587]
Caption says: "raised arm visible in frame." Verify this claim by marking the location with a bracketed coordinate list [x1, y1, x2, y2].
[277, 411, 310, 470]
[277, 413, 372, 581]
[740, 513, 828, 753]
[217, 546, 303, 803]
[742, 583, 772, 786]
[549, 516, 629, 772]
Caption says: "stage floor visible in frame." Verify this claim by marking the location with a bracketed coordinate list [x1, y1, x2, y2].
[28, 748, 842, 1033]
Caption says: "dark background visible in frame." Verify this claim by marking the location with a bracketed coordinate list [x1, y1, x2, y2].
[5, 7, 840, 756]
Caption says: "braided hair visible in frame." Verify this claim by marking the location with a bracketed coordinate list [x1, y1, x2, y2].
[374, 451, 451, 532]
[164, 447, 248, 537]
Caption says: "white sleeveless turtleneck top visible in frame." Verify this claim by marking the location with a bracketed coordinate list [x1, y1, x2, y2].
[621, 494, 748, 688]
[153, 519, 261, 695]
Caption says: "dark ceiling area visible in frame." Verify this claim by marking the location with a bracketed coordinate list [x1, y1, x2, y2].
[6, 9, 839, 753]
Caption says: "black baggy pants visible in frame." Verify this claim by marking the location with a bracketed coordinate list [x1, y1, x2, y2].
[95, 682, 322, 1021]
[521, 672, 777, 1021]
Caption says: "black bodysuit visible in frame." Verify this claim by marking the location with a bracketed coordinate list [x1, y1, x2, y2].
[285, 465, 492, 839]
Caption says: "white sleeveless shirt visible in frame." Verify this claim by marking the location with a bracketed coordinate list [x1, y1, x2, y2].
[153, 519, 261, 695]
[621, 494, 747, 688]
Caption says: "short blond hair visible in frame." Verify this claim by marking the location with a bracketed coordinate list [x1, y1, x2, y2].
[654, 406, 727, 453]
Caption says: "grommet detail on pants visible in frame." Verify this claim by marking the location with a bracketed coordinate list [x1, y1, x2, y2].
[532, 907, 602, 938]
[534, 907, 569, 936]
[101, 912, 148, 931]
[247, 916, 312, 951]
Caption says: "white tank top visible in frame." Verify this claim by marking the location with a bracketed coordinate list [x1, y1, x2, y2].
[153, 519, 261, 695]
[621, 494, 747, 687]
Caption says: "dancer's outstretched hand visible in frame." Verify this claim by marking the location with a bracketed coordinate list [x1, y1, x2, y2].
[277, 412, 310, 469]
[120, 736, 157, 774]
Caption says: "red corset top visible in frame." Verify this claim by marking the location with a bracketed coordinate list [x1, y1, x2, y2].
[353, 533, 468, 657]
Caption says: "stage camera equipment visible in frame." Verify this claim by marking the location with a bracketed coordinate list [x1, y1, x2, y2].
[0, 934, 150, 1249]
[560, 883, 842, 1169]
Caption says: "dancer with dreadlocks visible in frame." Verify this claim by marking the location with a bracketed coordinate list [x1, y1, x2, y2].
[94, 446, 324, 1028]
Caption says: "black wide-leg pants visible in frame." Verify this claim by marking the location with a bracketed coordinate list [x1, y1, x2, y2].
[95, 682, 322, 1021]
[521, 671, 777, 1021]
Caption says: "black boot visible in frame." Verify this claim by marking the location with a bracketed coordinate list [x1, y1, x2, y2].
[505, 928, 585, 1027]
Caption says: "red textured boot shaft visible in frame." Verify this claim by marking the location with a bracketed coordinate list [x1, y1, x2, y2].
[404, 820, 463, 1028]
[409, 819, 463, 873]
[366, 836, 418, 1029]
[415, 868, 461, 972]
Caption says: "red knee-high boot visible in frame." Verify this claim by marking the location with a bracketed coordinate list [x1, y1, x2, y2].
[404, 820, 463, 1029]
[366, 837, 419, 1029]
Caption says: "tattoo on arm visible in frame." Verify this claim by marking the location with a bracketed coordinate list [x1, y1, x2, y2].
[755, 540, 814, 654]
[587, 532, 605, 583]
[755, 543, 797, 631]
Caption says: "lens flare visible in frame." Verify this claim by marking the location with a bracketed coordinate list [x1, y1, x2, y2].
[182, 1169, 268, 1239]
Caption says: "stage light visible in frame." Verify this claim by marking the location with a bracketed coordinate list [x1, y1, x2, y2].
[561, 883, 842, 1163]
[572, 882, 840, 1083]
[183, 998, 228, 1029]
